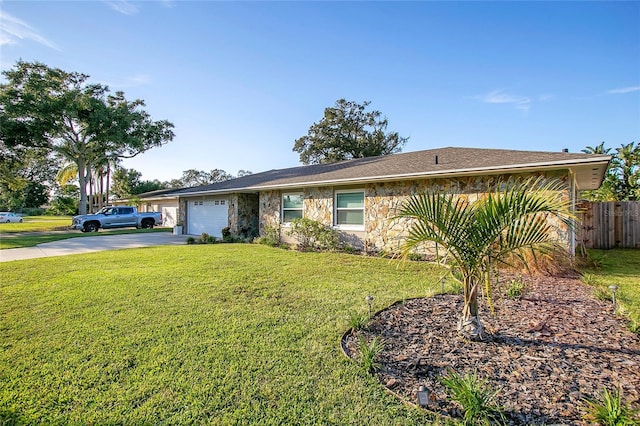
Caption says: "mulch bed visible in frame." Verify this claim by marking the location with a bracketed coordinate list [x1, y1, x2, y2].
[342, 274, 640, 425]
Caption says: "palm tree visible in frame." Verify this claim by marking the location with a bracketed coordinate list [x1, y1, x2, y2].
[395, 177, 574, 340]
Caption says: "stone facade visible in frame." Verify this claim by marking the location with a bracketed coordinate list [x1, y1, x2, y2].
[229, 193, 259, 238]
[252, 171, 572, 253]
[302, 187, 333, 226]
[259, 190, 281, 234]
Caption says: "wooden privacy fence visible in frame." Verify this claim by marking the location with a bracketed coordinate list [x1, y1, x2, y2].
[577, 201, 640, 249]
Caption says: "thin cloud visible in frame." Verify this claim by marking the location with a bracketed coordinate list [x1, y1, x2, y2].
[479, 90, 531, 111]
[100, 74, 152, 89]
[0, 11, 59, 50]
[103, 0, 140, 15]
[606, 86, 640, 95]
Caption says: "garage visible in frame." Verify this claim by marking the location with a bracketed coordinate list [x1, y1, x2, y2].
[187, 198, 228, 237]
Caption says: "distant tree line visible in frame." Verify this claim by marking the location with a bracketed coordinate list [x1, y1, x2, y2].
[110, 167, 252, 199]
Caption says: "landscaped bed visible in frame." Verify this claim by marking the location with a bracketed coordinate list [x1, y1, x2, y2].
[343, 272, 640, 425]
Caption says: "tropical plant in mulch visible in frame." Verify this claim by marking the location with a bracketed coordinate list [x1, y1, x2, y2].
[582, 386, 639, 426]
[395, 176, 574, 340]
[439, 370, 506, 426]
[357, 336, 385, 375]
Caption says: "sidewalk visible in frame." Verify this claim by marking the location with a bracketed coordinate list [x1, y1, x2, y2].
[0, 233, 188, 262]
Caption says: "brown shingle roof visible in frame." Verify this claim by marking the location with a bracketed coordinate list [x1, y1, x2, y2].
[172, 147, 611, 195]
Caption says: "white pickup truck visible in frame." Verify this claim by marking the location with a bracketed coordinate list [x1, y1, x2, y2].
[71, 206, 163, 232]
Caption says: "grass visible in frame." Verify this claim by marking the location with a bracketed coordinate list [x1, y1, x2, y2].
[0, 215, 72, 233]
[0, 220, 171, 250]
[581, 249, 640, 333]
[0, 244, 446, 425]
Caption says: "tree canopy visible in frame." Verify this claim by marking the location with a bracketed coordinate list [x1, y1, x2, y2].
[293, 99, 408, 165]
[581, 141, 639, 201]
[0, 61, 175, 214]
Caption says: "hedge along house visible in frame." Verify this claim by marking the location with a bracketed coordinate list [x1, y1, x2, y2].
[171, 147, 611, 254]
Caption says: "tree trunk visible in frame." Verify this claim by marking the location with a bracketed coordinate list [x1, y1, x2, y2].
[458, 276, 485, 341]
[77, 159, 88, 215]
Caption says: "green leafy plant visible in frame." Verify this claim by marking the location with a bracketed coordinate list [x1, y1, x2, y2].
[221, 227, 231, 239]
[348, 311, 370, 331]
[439, 370, 505, 426]
[255, 222, 281, 247]
[581, 272, 600, 286]
[582, 386, 639, 426]
[505, 276, 526, 299]
[358, 336, 385, 375]
[186, 236, 196, 245]
[287, 217, 340, 251]
[407, 252, 424, 261]
[593, 286, 613, 302]
[396, 176, 574, 340]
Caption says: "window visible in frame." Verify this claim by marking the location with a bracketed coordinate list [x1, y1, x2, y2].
[282, 193, 303, 223]
[335, 190, 364, 229]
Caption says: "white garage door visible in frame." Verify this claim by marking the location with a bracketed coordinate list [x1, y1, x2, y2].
[187, 199, 228, 237]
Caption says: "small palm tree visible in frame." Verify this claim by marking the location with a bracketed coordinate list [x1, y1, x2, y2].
[396, 177, 574, 340]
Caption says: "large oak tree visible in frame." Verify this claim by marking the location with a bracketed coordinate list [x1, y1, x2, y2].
[293, 99, 408, 165]
[0, 61, 174, 214]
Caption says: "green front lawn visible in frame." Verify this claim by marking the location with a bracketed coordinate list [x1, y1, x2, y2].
[582, 249, 640, 332]
[0, 245, 445, 425]
[0, 215, 72, 232]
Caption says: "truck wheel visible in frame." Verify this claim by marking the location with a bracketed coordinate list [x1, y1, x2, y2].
[84, 222, 99, 232]
[141, 219, 154, 229]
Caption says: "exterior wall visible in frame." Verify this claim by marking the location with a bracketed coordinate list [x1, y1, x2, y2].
[229, 193, 259, 238]
[365, 172, 572, 255]
[259, 190, 281, 234]
[303, 187, 333, 226]
[257, 171, 572, 254]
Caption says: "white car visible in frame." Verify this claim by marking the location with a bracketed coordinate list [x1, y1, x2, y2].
[0, 212, 23, 223]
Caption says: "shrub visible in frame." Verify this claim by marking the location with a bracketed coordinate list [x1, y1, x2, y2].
[407, 252, 424, 262]
[439, 370, 505, 426]
[287, 217, 340, 251]
[186, 236, 196, 245]
[221, 227, 231, 239]
[582, 386, 639, 426]
[255, 222, 282, 247]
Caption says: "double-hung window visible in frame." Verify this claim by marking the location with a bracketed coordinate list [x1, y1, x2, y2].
[282, 193, 303, 223]
[335, 190, 365, 230]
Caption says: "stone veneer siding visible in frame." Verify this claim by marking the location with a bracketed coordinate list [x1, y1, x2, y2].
[365, 172, 572, 255]
[257, 171, 572, 253]
[259, 190, 281, 234]
[228, 193, 259, 238]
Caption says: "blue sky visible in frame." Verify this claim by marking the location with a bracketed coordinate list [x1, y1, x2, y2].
[1, 1, 639, 181]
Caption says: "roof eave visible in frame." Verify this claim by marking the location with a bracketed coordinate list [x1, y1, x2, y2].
[175, 157, 611, 196]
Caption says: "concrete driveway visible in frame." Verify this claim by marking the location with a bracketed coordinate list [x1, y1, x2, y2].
[0, 232, 189, 262]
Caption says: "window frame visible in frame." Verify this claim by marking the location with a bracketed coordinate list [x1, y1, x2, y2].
[281, 192, 304, 225]
[334, 189, 365, 231]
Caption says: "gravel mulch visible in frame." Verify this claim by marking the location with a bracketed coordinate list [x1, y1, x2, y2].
[342, 275, 640, 425]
